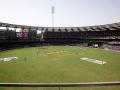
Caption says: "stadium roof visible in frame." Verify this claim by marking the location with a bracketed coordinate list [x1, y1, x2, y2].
[0, 22, 120, 32]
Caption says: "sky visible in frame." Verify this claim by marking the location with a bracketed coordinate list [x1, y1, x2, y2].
[0, 0, 120, 27]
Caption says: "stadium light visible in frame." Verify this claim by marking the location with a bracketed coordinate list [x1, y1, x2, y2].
[51, 6, 55, 27]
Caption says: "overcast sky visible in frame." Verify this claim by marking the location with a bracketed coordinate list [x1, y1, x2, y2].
[0, 0, 120, 27]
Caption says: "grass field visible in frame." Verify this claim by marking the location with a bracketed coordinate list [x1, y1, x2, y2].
[0, 46, 120, 90]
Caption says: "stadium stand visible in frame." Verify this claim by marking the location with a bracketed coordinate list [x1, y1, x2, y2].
[0, 22, 120, 48]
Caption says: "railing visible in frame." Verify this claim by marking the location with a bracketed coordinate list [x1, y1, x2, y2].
[0, 81, 120, 87]
[0, 82, 120, 89]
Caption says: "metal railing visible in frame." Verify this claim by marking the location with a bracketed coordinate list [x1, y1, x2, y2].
[0, 81, 120, 88]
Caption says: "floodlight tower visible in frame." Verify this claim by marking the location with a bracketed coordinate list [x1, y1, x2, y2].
[51, 6, 55, 27]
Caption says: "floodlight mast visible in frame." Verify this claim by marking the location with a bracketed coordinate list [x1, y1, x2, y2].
[51, 6, 55, 27]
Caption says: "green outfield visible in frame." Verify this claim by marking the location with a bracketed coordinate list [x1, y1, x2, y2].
[0, 46, 120, 90]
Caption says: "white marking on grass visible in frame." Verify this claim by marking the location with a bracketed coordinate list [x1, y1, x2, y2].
[80, 57, 106, 65]
[104, 48, 120, 53]
[0, 57, 18, 61]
